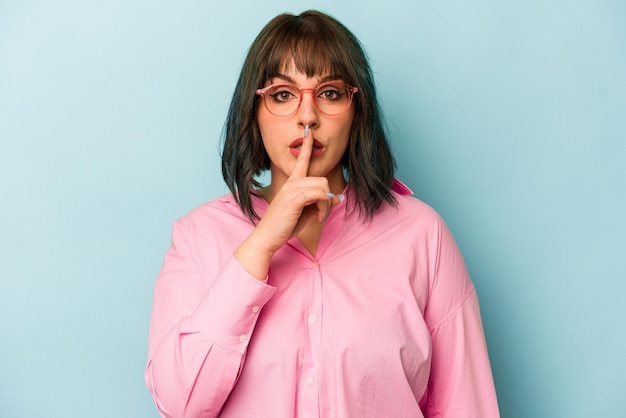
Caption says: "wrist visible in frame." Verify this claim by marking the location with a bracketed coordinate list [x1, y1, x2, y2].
[234, 234, 275, 281]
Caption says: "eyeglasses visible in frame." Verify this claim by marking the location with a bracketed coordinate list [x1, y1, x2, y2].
[256, 81, 359, 117]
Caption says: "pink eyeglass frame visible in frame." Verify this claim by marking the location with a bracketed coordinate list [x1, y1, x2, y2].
[255, 81, 359, 117]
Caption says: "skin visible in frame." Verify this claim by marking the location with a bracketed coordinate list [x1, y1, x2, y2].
[234, 67, 355, 280]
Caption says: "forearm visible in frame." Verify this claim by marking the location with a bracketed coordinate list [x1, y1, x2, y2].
[145, 320, 243, 418]
[234, 230, 275, 281]
[146, 256, 276, 417]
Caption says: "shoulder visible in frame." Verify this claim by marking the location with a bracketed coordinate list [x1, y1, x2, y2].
[338, 180, 451, 258]
[176, 193, 238, 222]
[377, 178, 445, 230]
[163, 194, 257, 267]
[394, 193, 440, 219]
[360, 179, 459, 257]
[172, 193, 253, 240]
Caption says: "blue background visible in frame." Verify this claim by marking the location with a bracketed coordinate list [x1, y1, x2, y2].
[1, 1, 624, 417]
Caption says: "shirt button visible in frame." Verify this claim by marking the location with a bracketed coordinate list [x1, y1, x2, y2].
[305, 376, 313, 385]
[251, 305, 260, 313]
[239, 334, 247, 342]
[308, 315, 317, 323]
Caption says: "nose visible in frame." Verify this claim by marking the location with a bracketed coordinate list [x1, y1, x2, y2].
[297, 89, 320, 129]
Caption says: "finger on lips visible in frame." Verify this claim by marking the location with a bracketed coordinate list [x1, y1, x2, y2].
[288, 124, 344, 225]
[291, 124, 313, 179]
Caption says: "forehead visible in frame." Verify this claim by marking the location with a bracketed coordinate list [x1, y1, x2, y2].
[271, 61, 337, 84]
[263, 43, 344, 81]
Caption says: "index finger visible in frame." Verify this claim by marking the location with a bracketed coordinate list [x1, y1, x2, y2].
[290, 124, 312, 179]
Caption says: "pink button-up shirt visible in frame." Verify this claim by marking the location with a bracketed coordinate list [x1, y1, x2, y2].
[145, 180, 499, 417]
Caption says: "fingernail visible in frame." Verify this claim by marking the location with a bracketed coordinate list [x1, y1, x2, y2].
[325, 192, 345, 203]
[304, 124, 309, 138]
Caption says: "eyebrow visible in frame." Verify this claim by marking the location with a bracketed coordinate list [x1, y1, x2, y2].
[270, 74, 343, 84]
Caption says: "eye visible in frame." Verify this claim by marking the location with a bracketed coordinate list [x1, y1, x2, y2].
[267, 86, 298, 103]
[317, 84, 346, 102]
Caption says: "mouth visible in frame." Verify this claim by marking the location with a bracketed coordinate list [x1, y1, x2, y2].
[289, 138, 324, 157]
[289, 138, 324, 149]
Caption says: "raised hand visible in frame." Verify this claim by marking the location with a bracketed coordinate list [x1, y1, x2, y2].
[234, 125, 336, 279]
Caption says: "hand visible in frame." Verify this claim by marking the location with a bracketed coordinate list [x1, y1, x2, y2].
[254, 125, 334, 250]
[234, 125, 335, 279]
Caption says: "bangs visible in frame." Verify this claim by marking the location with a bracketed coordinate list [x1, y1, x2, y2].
[261, 17, 353, 83]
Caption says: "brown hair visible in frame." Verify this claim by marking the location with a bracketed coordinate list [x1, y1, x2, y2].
[222, 10, 396, 222]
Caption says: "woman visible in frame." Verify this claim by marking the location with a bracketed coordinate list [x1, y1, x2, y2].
[145, 10, 499, 418]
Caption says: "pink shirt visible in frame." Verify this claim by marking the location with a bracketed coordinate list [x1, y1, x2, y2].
[145, 180, 499, 418]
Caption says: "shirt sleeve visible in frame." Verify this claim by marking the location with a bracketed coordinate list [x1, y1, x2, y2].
[145, 220, 276, 418]
[422, 217, 500, 418]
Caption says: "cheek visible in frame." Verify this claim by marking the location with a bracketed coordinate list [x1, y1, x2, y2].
[257, 108, 271, 137]
[338, 113, 355, 146]
[257, 109, 279, 152]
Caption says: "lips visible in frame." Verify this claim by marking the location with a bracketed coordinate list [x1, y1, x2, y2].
[289, 138, 324, 158]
